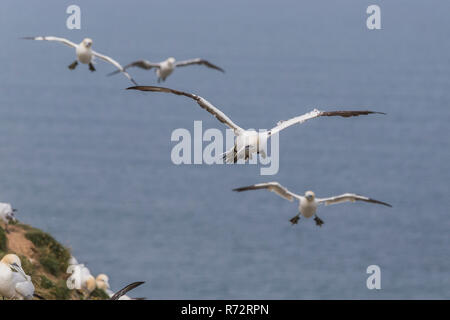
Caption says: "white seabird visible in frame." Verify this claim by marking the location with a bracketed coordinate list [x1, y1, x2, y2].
[0, 254, 35, 300]
[96, 274, 145, 300]
[233, 182, 392, 226]
[127, 86, 385, 163]
[79, 265, 96, 295]
[109, 57, 224, 82]
[0, 202, 17, 233]
[23, 36, 137, 85]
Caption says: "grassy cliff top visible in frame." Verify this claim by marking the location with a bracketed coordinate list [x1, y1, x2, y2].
[0, 222, 108, 300]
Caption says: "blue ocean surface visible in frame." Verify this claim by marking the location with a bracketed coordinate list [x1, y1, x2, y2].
[0, 0, 449, 298]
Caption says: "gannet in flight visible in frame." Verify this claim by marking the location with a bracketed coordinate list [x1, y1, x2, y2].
[96, 274, 145, 300]
[0, 202, 17, 233]
[0, 254, 35, 300]
[23, 36, 137, 85]
[109, 57, 224, 82]
[233, 182, 392, 226]
[127, 86, 385, 163]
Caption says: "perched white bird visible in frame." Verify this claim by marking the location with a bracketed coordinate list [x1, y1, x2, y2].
[96, 274, 145, 300]
[68, 255, 79, 266]
[79, 265, 96, 295]
[0, 254, 35, 300]
[233, 182, 392, 226]
[23, 36, 137, 85]
[127, 86, 385, 163]
[109, 57, 224, 82]
[0, 202, 17, 233]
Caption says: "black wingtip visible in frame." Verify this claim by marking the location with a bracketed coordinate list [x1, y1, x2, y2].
[110, 281, 145, 300]
[107, 70, 121, 77]
[126, 86, 139, 90]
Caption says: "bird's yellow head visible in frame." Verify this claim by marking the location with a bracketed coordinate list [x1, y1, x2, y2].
[96, 273, 110, 290]
[167, 57, 176, 64]
[1, 253, 21, 267]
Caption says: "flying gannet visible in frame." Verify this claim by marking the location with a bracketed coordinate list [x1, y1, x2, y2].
[233, 182, 392, 226]
[0, 254, 35, 300]
[23, 36, 137, 85]
[126, 86, 385, 163]
[109, 57, 224, 82]
[0, 202, 17, 233]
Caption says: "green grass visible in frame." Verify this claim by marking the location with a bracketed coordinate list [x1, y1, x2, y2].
[50, 280, 72, 300]
[90, 288, 110, 300]
[18, 254, 36, 276]
[24, 228, 70, 276]
[0, 226, 7, 252]
[40, 275, 54, 289]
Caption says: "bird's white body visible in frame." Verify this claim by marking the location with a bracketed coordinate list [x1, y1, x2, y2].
[156, 58, 176, 81]
[299, 197, 317, 218]
[0, 254, 34, 300]
[234, 130, 268, 161]
[80, 265, 96, 294]
[75, 41, 93, 64]
[0, 263, 16, 298]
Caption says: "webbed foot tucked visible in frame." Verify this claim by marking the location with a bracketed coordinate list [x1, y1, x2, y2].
[89, 63, 96, 72]
[68, 61, 78, 70]
[290, 215, 300, 225]
[314, 215, 324, 227]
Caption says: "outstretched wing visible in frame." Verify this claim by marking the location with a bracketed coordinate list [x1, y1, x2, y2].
[92, 51, 138, 85]
[127, 86, 244, 134]
[233, 182, 300, 201]
[23, 36, 77, 48]
[175, 59, 225, 73]
[108, 60, 161, 76]
[270, 109, 385, 135]
[316, 193, 392, 207]
[110, 281, 145, 300]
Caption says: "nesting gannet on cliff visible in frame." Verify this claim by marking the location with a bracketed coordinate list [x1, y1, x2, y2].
[96, 274, 145, 300]
[127, 86, 385, 163]
[0, 202, 17, 233]
[109, 57, 223, 82]
[0, 254, 35, 300]
[233, 182, 392, 226]
[23, 36, 137, 85]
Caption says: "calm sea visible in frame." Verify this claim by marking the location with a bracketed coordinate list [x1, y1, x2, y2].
[0, 0, 448, 298]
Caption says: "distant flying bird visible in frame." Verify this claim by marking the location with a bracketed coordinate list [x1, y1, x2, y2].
[0, 254, 35, 300]
[127, 86, 385, 163]
[0, 202, 17, 233]
[233, 182, 391, 225]
[109, 57, 224, 82]
[23, 36, 137, 85]
[96, 274, 145, 300]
